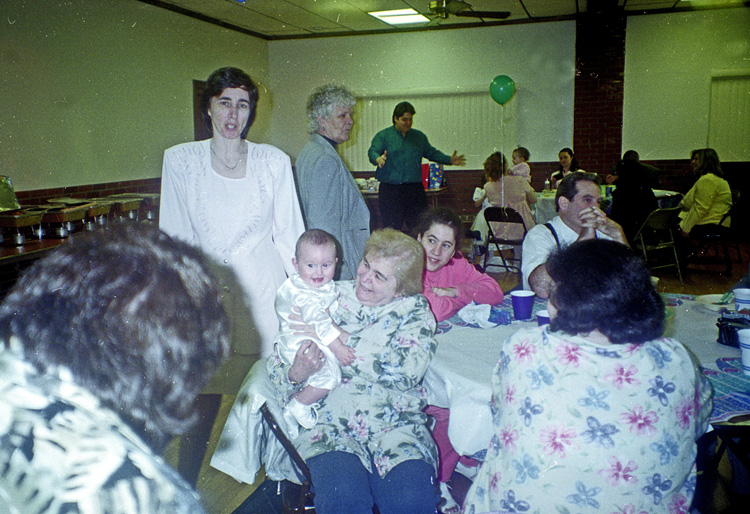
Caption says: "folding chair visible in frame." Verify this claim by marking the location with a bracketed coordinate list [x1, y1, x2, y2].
[632, 206, 683, 285]
[259, 404, 315, 513]
[210, 360, 316, 514]
[692, 190, 741, 276]
[482, 207, 527, 274]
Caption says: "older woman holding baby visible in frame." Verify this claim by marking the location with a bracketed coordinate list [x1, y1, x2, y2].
[270, 228, 441, 514]
[463, 239, 711, 514]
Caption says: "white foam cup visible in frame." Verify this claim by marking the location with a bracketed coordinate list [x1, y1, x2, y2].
[734, 288, 750, 312]
[738, 329, 750, 376]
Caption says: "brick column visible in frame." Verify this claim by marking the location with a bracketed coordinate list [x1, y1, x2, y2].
[574, 8, 626, 176]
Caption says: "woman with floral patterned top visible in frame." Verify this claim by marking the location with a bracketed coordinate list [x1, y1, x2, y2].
[269, 228, 441, 514]
[462, 239, 712, 514]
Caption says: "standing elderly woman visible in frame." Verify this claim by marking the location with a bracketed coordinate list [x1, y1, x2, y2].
[678, 148, 732, 238]
[296, 84, 370, 280]
[270, 228, 441, 514]
[463, 239, 711, 514]
[160, 67, 304, 484]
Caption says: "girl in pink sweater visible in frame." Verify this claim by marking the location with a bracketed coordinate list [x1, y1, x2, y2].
[414, 207, 504, 322]
[414, 207, 504, 510]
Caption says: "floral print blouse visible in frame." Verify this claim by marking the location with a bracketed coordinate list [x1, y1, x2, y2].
[0, 346, 205, 514]
[268, 280, 439, 478]
[462, 326, 712, 514]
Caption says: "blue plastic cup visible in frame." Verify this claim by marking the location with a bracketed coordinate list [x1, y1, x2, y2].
[511, 291, 535, 320]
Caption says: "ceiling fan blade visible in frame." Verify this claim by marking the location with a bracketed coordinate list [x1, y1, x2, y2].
[453, 10, 511, 20]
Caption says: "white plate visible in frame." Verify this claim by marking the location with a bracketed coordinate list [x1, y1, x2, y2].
[695, 293, 733, 312]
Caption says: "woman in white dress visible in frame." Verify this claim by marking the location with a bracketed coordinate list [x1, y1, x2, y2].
[159, 67, 304, 485]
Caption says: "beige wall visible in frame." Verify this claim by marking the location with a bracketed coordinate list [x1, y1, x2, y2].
[268, 21, 576, 168]
[1, 1, 747, 192]
[623, 8, 750, 161]
[0, 0, 270, 191]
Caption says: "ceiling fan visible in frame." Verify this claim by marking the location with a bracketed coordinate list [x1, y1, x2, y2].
[427, 1, 511, 20]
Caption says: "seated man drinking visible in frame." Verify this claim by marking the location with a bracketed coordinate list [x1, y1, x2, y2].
[521, 172, 627, 298]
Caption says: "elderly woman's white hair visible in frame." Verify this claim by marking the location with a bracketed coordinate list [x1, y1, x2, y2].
[307, 84, 356, 133]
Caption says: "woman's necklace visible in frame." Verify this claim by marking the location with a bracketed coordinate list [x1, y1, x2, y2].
[211, 144, 243, 170]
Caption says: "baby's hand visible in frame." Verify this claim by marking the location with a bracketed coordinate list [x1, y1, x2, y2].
[329, 339, 356, 367]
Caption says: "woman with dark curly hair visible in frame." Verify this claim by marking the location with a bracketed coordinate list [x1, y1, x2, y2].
[0, 225, 230, 513]
[463, 239, 712, 514]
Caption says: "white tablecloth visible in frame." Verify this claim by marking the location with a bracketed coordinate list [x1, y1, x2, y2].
[422, 294, 741, 458]
[534, 191, 557, 224]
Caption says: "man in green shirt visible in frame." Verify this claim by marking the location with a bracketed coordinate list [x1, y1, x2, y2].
[368, 101, 465, 231]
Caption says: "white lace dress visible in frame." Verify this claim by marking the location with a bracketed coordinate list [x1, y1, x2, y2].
[160, 139, 304, 390]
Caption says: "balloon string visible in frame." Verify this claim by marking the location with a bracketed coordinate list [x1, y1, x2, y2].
[500, 106, 504, 208]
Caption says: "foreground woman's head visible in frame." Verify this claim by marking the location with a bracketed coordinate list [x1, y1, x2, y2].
[545, 239, 664, 344]
[0, 224, 230, 451]
[356, 229, 424, 306]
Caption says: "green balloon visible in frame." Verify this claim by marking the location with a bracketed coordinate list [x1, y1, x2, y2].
[489, 75, 515, 105]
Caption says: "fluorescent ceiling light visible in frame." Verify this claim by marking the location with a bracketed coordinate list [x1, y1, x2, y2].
[368, 9, 430, 25]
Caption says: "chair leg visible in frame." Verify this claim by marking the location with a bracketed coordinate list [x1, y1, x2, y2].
[672, 245, 684, 286]
[722, 239, 732, 275]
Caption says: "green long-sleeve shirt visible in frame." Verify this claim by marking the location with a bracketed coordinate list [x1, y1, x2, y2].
[367, 125, 452, 184]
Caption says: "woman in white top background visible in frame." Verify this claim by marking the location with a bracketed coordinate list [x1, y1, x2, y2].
[159, 66, 304, 486]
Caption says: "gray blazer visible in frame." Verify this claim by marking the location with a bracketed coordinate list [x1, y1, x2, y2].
[295, 134, 370, 280]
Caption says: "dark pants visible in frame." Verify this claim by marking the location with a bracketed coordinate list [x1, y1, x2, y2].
[378, 182, 428, 232]
[307, 451, 439, 514]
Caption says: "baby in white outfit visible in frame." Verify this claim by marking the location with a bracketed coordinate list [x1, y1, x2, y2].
[275, 229, 355, 431]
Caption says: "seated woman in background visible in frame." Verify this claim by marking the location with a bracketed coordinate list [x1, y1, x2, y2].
[268, 229, 440, 514]
[414, 207, 504, 511]
[609, 157, 657, 243]
[679, 148, 732, 238]
[463, 239, 712, 514]
[416, 207, 504, 323]
[471, 152, 536, 247]
[472, 152, 536, 261]
[550, 147, 585, 188]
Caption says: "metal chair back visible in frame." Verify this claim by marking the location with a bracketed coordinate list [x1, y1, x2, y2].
[632, 206, 683, 285]
[482, 207, 527, 273]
